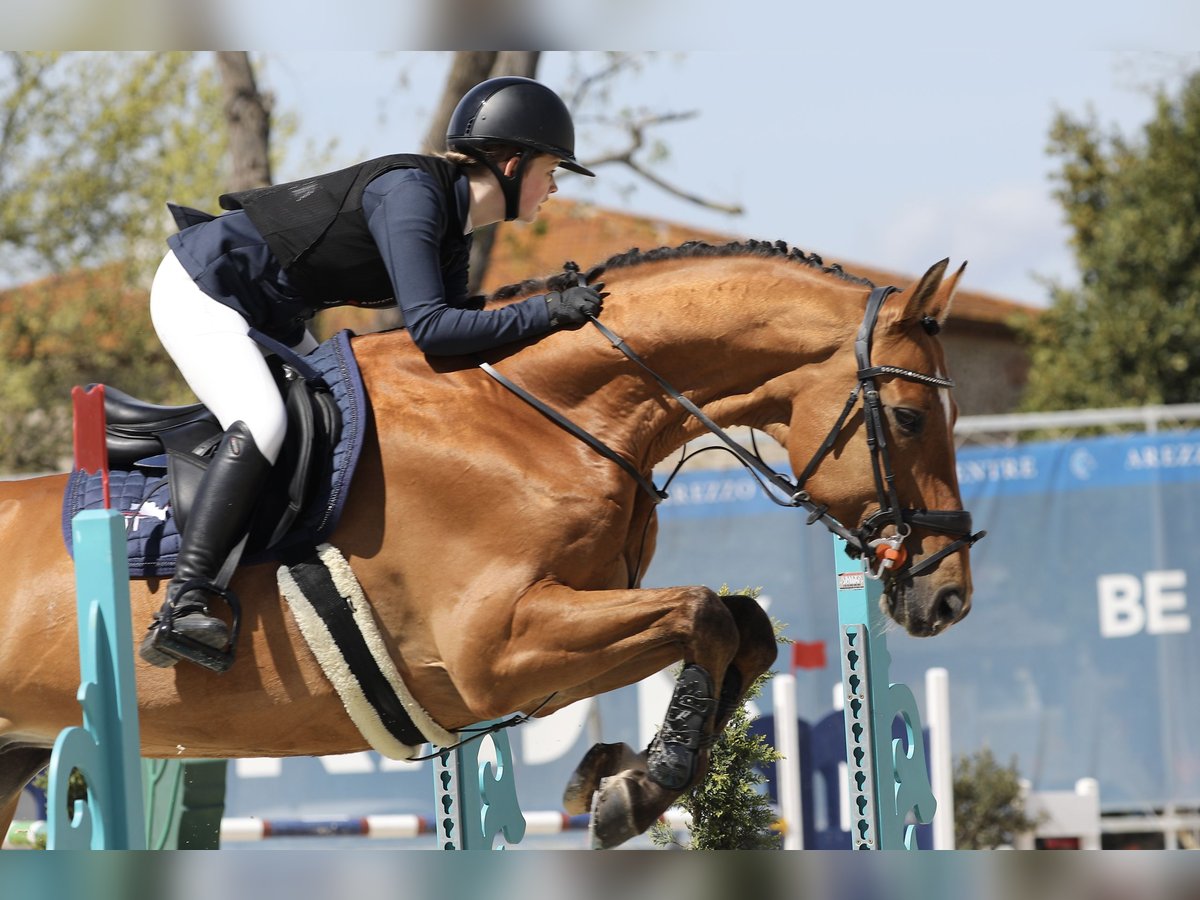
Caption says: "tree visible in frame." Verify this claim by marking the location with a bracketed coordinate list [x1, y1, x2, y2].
[1021, 70, 1200, 413]
[215, 51, 273, 192]
[419, 51, 501, 156]
[0, 52, 231, 472]
[0, 53, 230, 281]
[953, 748, 1041, 849]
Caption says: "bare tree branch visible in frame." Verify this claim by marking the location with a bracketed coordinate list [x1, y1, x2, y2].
[563, 54, 744, 216]
[581, 110, 698, 165]
[581, 110, 743, 215]
[608, 156, 743, 215]
[563, 52, 633, 109]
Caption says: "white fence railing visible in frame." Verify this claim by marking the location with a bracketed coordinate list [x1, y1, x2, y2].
[954, 403, 1200, 447]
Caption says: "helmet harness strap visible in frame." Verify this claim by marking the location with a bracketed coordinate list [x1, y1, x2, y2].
[464, 148, 531, 222]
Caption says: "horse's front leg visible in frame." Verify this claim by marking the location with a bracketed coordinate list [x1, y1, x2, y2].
[563, 593, 778, 847]
[442, 582, 742, 848]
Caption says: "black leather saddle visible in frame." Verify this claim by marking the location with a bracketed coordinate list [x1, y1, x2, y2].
[96, 353, 340, 554]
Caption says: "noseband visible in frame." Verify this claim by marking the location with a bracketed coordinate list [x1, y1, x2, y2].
[478, 282, 985, 583]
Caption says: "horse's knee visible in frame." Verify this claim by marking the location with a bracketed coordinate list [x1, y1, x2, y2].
[680, 587, 739, 664]
[711, 595, 777, 728]
[722, 593, 778, 672]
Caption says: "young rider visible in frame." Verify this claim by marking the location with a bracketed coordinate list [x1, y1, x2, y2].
[140, 75, 604, 670]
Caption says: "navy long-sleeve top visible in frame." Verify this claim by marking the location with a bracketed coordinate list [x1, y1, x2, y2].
[166, 167, 552, 353]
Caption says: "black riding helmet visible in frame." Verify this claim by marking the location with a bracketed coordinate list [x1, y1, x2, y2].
[447, 76, 595, 221]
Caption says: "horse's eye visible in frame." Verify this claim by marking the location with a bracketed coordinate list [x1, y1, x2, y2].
[891, 407, 925, 436]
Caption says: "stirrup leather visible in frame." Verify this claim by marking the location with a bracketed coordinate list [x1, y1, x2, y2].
[143, 578, 243, 674]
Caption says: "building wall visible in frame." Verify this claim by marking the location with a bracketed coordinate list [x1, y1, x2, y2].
[942, 327, 1032, 417]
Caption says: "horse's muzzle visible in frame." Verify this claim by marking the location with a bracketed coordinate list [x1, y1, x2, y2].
[884, 578, 971, 637]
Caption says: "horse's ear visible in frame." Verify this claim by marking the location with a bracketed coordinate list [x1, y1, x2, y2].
[883, 258, 960, 327]
[929, 260, 967, 325]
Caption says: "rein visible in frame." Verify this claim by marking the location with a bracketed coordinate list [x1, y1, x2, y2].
[477, 283, 985, 582]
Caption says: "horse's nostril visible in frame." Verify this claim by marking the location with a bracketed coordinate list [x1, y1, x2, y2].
[936, 587, 969, 624]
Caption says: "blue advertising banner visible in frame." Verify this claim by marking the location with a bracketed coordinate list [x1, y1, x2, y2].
[643, 429, 1200, 812]
[221, 429, 1200, 840]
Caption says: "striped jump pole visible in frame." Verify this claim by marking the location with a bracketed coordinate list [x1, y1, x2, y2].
[10, 810, 701, 847]
[832, 536, 937, 850]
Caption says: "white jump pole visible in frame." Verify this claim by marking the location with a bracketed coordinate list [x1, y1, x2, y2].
[771, 673, 803, 849]
[924, 667, 955, 849]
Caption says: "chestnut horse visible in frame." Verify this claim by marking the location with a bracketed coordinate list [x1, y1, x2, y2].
[0, 241, 976, 848]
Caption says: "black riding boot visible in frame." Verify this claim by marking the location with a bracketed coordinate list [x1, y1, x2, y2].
[139, 421, 271, 671]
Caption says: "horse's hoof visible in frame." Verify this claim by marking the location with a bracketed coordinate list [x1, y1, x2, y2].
[589, 774, 641, 849]
[564, 742, 636, 815]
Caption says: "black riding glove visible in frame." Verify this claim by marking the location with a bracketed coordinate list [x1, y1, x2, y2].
[545, 284, 606, 328]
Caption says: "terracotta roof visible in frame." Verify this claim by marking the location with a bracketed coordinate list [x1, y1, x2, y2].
[0, 201, 1037, 337]
[482, 199, 1037, 331]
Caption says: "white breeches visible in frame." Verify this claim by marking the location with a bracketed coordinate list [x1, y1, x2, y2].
[149, 251, 318, 465]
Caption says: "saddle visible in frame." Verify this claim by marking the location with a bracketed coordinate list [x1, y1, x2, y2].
[105, 341, 338, 555]
[62, 329, 369, 575]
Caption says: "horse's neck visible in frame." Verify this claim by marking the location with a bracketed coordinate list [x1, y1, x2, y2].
[511, 260, 863, 467]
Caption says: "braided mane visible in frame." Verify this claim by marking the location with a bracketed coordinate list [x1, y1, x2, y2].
[487, 239, 875, 302]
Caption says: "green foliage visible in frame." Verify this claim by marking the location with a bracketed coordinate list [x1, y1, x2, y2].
[651, 589, 786, 850]
[0, 273, 188, 471]
[1, 52, 228, 279]
[1022, 70, 1200, 412]
[953, 747, 1040, 849]
[27, 767, 88, 848]
[0, 52, 236, 472]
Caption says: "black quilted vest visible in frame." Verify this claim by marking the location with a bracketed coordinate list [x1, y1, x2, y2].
[219, 154, 466, 305]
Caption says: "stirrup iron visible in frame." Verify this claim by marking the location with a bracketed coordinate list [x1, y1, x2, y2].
[142, 579, 243, 674]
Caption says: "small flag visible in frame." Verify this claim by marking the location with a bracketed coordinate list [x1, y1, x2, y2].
[791, 640, 827, 670]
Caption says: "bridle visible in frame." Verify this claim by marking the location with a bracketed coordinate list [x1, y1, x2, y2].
[478, 282, 985, 583]
[791, 285, 986, 578]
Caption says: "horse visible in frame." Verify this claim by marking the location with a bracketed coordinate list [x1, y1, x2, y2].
[0, 240, 978, 849]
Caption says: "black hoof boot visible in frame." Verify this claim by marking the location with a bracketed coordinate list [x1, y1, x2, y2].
[646, 663, 717, 791]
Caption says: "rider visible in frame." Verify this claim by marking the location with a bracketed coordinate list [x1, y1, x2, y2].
[140, 75, 605, 670]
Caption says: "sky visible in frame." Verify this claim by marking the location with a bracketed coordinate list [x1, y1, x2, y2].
[258, 47, 1200, 308]
[5, 1, 1198, 307]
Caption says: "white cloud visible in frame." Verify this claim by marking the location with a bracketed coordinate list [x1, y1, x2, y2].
[873, 185, 1077, 306]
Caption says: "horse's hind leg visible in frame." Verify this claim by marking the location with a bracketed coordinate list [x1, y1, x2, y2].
[0, 747, 51, 848]
[564, 594, 778, 842]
